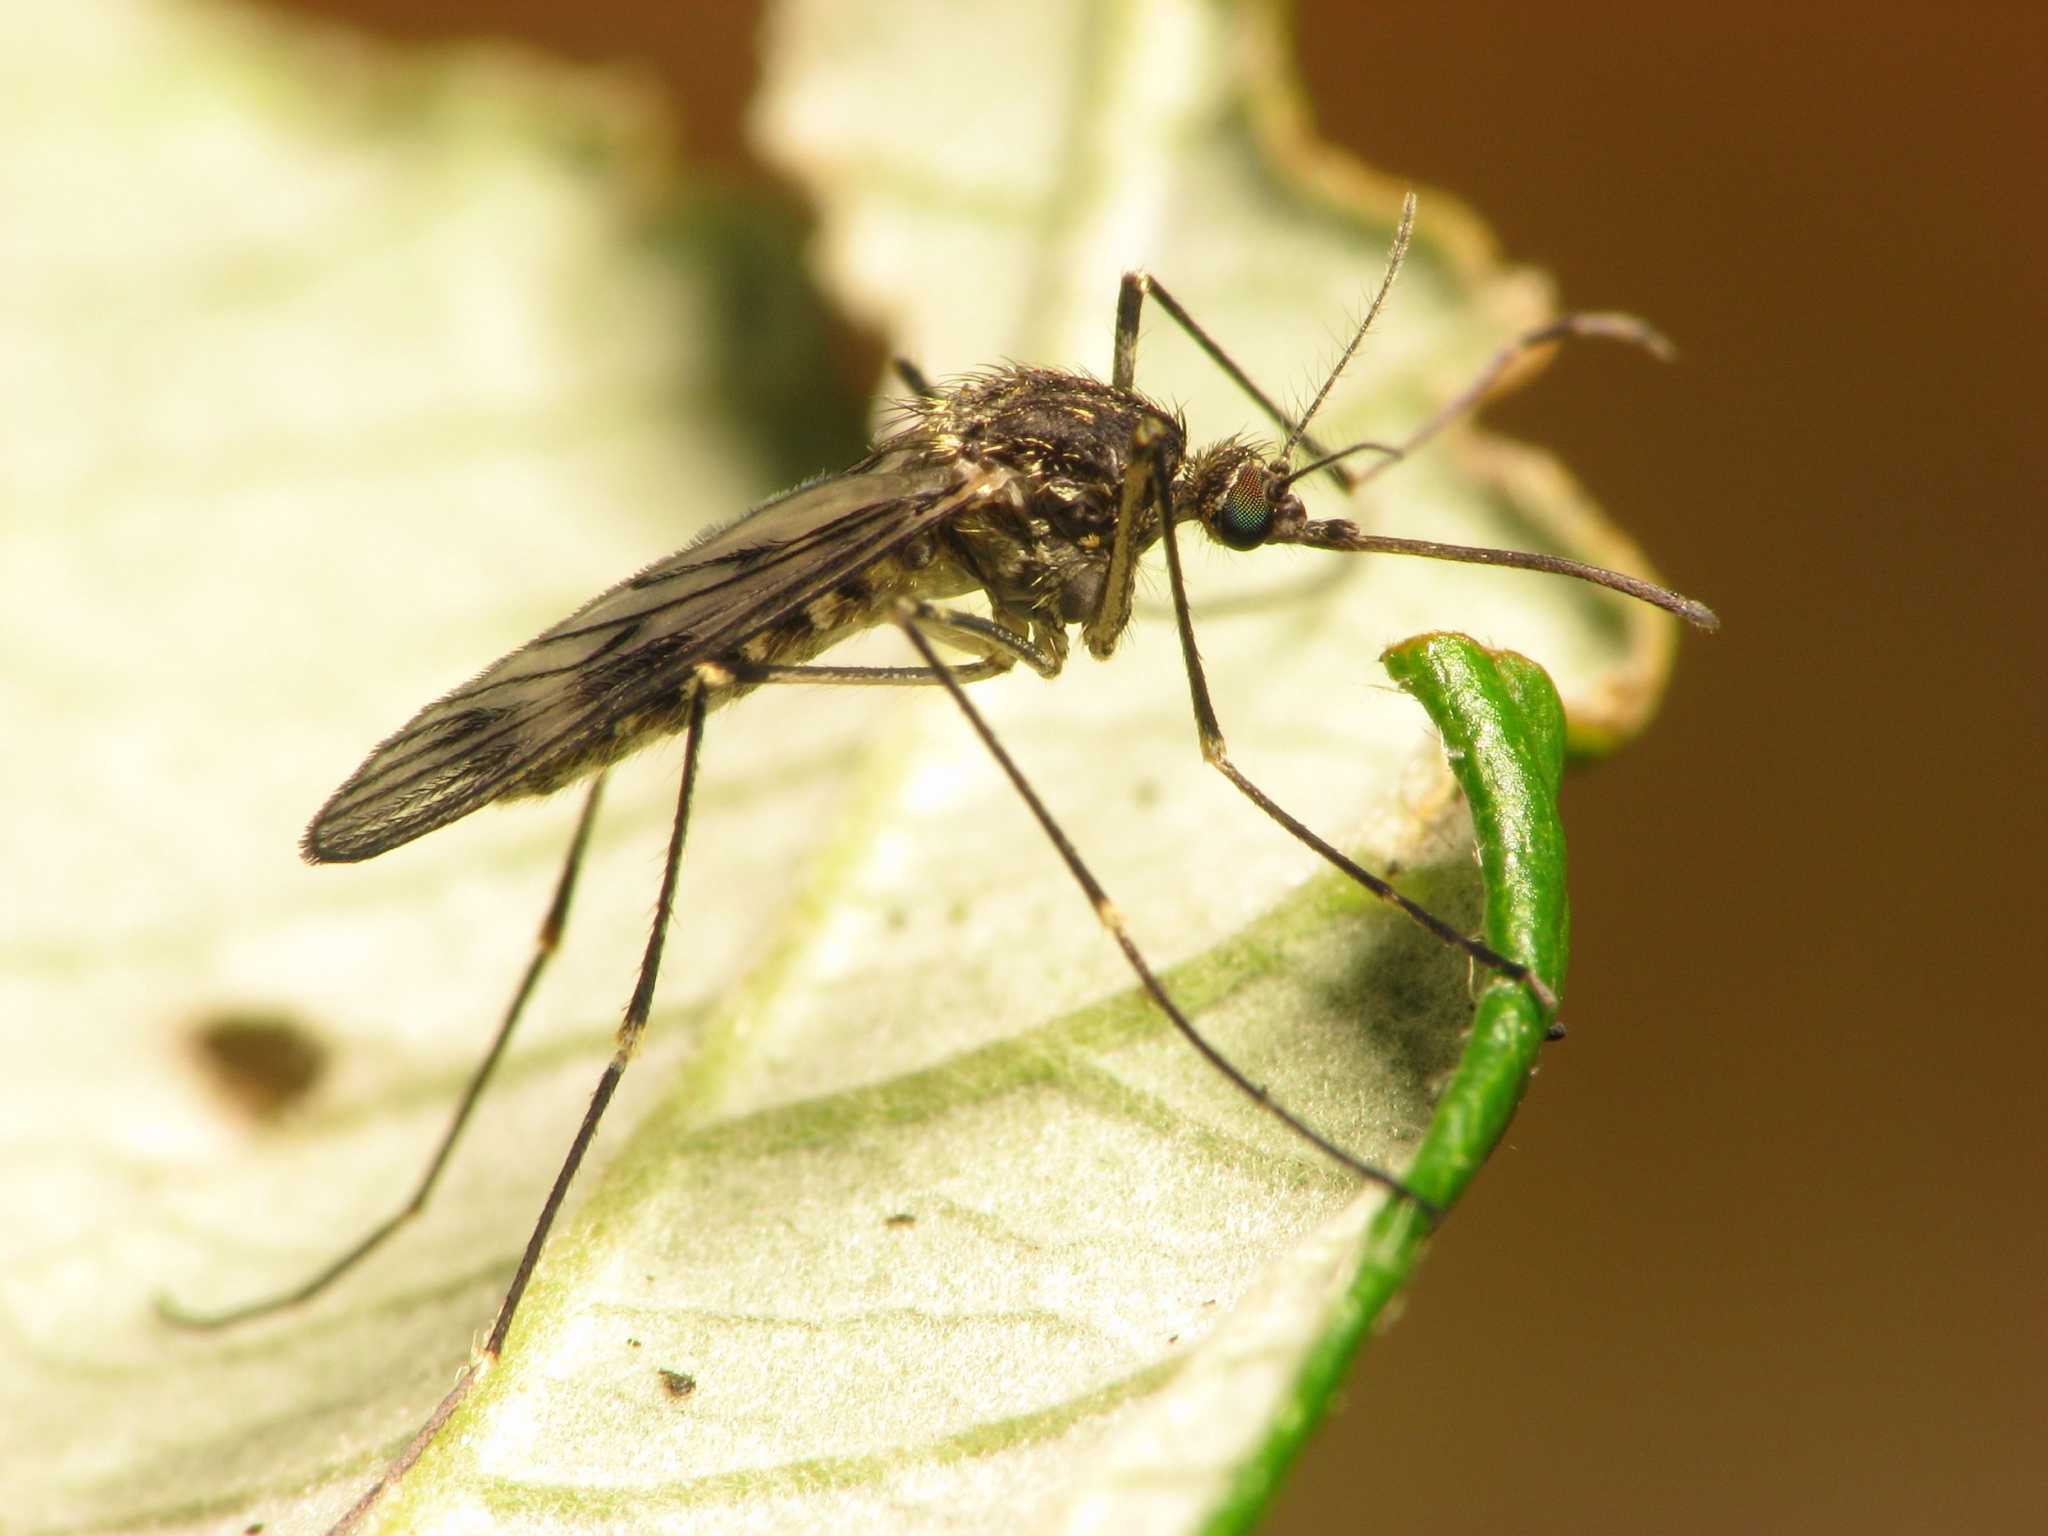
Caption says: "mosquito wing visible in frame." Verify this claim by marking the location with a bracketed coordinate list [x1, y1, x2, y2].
[306, 451, 985, 863]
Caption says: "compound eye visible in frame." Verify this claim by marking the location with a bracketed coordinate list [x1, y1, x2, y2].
[1214, 463, 1274, 550]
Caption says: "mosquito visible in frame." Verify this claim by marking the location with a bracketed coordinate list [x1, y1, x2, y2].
[163, 195, 1716, 1526]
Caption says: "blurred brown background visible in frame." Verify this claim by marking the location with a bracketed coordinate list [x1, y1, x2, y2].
[266, 1, 2047, 1530]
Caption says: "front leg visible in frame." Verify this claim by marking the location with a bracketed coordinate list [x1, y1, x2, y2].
[1078, 415, 1169, 661]
[1148, 478, 1562, 1015]
[1112, 270, 1348, 489]
[890, 596, 1431, 1206]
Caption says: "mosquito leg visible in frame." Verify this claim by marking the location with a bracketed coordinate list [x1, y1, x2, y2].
[736, 657, 1015, 687]
[1110, 273, 1315, 458]
[1112, 272, 1348, 493]
[894, 605, 1064, 678]
[1351, 311, 1674, 492]
[485, 685, 706, 1356]
[1079, 413, 1166, 659]
[159, 770, 612, 1329]
[1115, 192, 1423, 495]
[326, 685, 711, 1536]
[1141, 432, 1561, 1016]
[892, 598, 1434, 1208]
[892, 358, 937, 398]
[1120, 199, 1664, 507]
[732, 602, 1061, 687]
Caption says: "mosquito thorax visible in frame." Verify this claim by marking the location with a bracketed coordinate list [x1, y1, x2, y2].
[908, 368, 1200, 636]
[925, 368, 1187, 540]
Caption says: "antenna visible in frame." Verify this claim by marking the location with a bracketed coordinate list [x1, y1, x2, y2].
[1280, 191, 1416, 464]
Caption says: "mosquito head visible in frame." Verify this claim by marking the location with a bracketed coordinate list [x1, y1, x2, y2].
[1182, 436, 1410, 552]
[1181, 440, 1305, 551]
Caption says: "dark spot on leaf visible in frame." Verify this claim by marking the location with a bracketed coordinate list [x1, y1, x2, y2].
[191, 1011, 326, 1121]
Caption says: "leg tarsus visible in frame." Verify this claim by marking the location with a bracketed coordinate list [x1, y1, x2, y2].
[892, 604, 1424, 1201]
[734, 656, 1015, 688]
[329, 694, 706, 1533]
[1154, 478, 1561, 1018]
[157, 771, 611, 1330]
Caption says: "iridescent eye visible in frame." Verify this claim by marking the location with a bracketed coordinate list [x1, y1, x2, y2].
[1215, 464, 1272, 550]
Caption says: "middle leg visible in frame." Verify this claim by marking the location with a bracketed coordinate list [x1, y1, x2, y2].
[892, 596, 1433, 1204]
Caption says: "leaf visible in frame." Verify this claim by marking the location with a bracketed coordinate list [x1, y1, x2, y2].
[1209, 632, 1572, 1529]
[0, 1, 1679, 1533]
